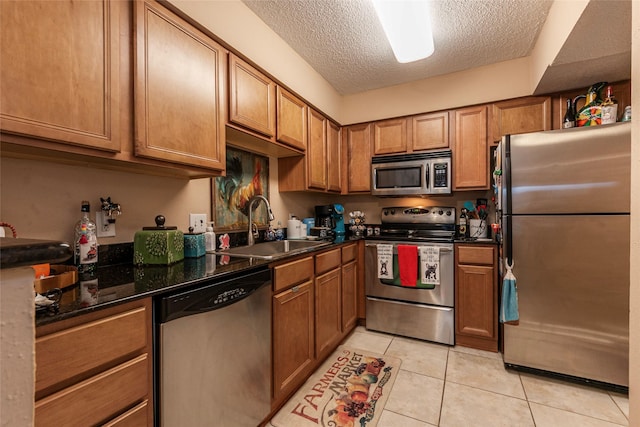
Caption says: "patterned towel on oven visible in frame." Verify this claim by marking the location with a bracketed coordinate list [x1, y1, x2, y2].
[377, 244, 394, 280]
[419, 246, 440, 285]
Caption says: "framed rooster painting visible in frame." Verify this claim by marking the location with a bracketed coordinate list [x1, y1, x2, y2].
[213, 147, 270, 231]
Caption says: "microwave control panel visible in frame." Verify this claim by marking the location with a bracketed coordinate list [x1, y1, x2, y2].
[433, 163, 449, 188]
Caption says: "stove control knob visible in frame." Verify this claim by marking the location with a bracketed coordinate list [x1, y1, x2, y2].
[390, 209, 396, 215]
[446, 210, 452, 216]
[383, 210, 389, 216]
[438, 209, 444, 215]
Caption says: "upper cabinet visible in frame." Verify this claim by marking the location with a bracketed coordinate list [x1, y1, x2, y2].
[134, 0, 226, 171]
[372, 111, 449, 155]
[278, 109, 341, 193]
[277, 87, 307, 151]
[373, 118, 408, 155]
[343, 123, 372, 194]
[0, 0, 122, 152]
[228, 54, 276, 138]
[412, 111, 449, 151]
[307, 108, 328, 190]
[488, 96, 551, 145]
[452, 105, 489, 191]
[327, 121, 342, 193]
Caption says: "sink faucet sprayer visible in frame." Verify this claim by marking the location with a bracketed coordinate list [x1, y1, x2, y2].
[247, 195, 275, 246]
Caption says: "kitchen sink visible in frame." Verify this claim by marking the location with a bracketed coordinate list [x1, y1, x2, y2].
[213, 239, 332, 260]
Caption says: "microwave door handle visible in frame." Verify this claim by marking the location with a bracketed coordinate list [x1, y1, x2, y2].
[425, 164, 430, 191]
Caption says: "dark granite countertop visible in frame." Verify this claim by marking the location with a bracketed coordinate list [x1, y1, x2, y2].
[454, 238, 500, 245]
[35, 238, 363, 327]
[0, 237, 73, 269]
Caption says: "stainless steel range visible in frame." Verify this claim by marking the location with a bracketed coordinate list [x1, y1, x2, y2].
[365, 206, 456, 345]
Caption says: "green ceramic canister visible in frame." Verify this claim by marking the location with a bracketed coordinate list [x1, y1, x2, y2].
[134, 215, 184, 265]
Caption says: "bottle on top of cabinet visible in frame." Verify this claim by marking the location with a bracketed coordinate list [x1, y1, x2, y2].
[562, 98, 575, 129]
[74, 201, 98, 275]
[601, 85, 618, 125]
[576, 82, 607, 127]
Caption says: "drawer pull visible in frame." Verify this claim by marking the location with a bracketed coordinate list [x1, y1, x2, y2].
[291, 285, 300, 293]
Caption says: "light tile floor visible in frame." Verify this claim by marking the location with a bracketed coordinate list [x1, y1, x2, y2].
[269, 326, 629, 427]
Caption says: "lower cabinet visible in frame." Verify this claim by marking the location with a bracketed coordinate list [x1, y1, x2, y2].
[272, 243, 360, 407]
[455, 244, 498, 352]
[35, 299, 153, 426]
[315, 249, 343, 360]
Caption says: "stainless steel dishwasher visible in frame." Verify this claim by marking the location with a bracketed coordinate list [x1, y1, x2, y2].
[156, 266, 271, 427]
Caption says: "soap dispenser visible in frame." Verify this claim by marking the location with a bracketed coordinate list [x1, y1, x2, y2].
[205, 222, 216, 253]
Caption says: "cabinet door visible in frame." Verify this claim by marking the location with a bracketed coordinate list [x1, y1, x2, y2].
[228, 54, 276, 137]
[315, 268, 342, 360]
[0, 0, 121, 152]
[327, 121, 342, 192]
[489, 96, 551, 145]
[452, 106, 488, 190]
[307, 108, 328, 190]
[277, 87, 307, 151]
[341, 260, 358, 333]
[343, 123, 372, 193]
[412, 111, 449, 151]
[134, 0, 226, 170]
[456, 264, 495, 339]
[373, 118, 408, 155]
[273, 281, 315, 401]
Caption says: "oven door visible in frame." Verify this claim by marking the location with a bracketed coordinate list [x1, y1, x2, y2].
[365, 241, 454, 307]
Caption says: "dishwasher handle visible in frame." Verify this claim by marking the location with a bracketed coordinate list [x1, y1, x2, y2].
[158, 267, 271, 323]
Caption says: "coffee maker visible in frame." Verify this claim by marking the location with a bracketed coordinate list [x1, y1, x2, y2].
[332, 204, 345, 239]
[313, 205, 335, 239]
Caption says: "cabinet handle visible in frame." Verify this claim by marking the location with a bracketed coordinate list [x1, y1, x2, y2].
[291, 285, 300, 293]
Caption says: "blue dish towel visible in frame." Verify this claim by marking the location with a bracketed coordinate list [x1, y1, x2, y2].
[500, 262, 519, 324]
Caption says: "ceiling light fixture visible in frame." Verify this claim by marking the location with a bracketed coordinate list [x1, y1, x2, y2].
[372, 0, 434, 64]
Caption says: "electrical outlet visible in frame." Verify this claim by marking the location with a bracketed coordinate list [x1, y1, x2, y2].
[96, 212, 116, 237]
[189, 213, 207, 233]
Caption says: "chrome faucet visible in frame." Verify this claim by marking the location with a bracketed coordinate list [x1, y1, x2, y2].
[247, 195, 275, 246]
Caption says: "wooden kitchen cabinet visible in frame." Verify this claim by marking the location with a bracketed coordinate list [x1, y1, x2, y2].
[452, 105, 489, 190]
[412, 111, 450, 151]
[341, 243, 359, 334]
[272, 257, 315, 404]
[35, 299, 153, 426]
[0, 0, 122, 152]
[277, 87, 308, 151]
[315, 249, 342, 360]
[373, 118, 408, 155]
[327, 121, 342, 192]
[307, 108, 328, 190]
[278, 110, 342, 193]
[489, 96, 551, 145]
[228, 54, 277, 138]
[343, 123, 373, 194]
[134, 0, 226, 171]
[455, 244, 498, 352]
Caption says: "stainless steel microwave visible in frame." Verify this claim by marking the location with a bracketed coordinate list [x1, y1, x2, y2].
[371, 150, 452, 196]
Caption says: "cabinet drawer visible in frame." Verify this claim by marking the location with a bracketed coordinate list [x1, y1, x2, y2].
[36, 305, 148, 394]
[103, 400, 149, 427]
[457, 245, 495, 265]
[35, 354, 148, 427]
[274, 256, 314, 292]
[315, 248, 341, 274]
[341, 243, 357, 263]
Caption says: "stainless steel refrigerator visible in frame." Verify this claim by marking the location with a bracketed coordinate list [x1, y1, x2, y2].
[500, 122, 630, 388]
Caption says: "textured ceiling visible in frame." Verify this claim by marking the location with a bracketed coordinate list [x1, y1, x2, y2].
[242, 0, 554, 95]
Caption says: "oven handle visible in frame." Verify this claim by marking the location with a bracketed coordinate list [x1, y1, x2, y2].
[366, 296, 453, 312]
[365, 243, 452, 253]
